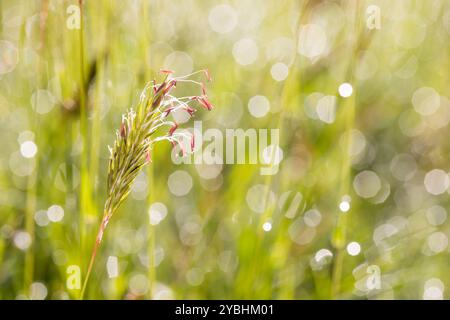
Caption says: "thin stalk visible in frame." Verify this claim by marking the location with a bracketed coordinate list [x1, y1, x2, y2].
[330, 0, 361, 298]
[239, 1, 304, 299]
[77, 0, 91, 293]
[23, 0, 49, 294]
[89, 0, 108, 201]
[80, 209, 110, 299]
[141, 0, 156, 300]
[256, 0, 304, 235]
[146, 160, 156, 299]
[83, 0, 109, 299]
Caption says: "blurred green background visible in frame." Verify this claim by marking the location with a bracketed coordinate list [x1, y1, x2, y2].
[0, 0, 449, 299]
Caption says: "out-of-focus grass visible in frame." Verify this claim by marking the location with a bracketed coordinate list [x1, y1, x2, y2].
[0, 0, 449, 300]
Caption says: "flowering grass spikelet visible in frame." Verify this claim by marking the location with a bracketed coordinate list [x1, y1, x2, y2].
[81, 69, 213, 298]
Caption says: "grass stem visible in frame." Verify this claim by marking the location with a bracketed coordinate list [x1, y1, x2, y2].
[80, 210, 109, 299]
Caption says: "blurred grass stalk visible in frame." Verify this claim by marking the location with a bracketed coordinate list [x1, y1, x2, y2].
[330, 93, 356, 298]
[331, 0, 361, 298]
[147, 169, 156, 299]
[23, 0, 49, 295]
[140, 0, 156, 299]
[77, 0, 92, 298]
[79, 0, 112, 298]
[235, 1, 305, 299]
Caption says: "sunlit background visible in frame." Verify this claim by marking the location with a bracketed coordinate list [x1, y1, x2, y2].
[0, 0, 450, 300]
